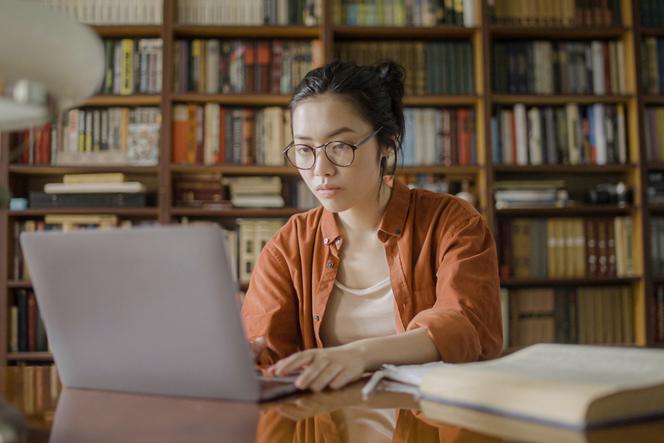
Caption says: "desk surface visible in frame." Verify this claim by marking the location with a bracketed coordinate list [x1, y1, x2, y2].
[1, 366, 664, 443]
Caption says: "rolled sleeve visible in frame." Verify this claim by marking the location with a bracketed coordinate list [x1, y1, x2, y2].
[406, 215, 503, 363]
[241, 243, 301, 368]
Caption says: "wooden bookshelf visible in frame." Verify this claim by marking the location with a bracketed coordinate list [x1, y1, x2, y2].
[3, 0, 664, 366]
[6, 352, 53, 362]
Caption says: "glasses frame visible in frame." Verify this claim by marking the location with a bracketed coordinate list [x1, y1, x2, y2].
[282, 127, 382, 170]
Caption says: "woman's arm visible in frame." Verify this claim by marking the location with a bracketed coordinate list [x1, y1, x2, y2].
[269, 328, 439, 392]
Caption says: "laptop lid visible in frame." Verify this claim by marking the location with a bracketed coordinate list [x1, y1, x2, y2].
[20, 224, 261, 401]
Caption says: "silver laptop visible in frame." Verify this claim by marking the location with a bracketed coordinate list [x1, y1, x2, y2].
[20, 224, 299, 401]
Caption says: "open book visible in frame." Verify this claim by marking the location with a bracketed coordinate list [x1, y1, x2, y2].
[419, 344, 664, 430]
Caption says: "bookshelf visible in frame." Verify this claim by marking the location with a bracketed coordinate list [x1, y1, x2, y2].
[2, 0, 664, 365]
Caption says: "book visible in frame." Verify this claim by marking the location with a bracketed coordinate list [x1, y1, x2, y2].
[44, 182, 146, 194]
[419, 344, 664, 430]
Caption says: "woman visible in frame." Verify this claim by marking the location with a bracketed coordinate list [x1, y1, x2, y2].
[241, 60, 502, 393]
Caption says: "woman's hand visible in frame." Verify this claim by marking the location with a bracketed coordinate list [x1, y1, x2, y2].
[267, 345, 367, 392]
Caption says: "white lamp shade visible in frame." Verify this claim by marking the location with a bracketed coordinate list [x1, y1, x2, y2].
[0, 0, 105, 130]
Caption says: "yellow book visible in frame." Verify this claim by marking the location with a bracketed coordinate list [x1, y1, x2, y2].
[62, 173, 126, 184]
[120, 39, 134, 95]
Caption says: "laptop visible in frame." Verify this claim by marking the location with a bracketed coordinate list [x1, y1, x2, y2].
[20, 224, 299, 402]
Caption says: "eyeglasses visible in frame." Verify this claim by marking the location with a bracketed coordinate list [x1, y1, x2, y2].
[283, 127, 382, 170]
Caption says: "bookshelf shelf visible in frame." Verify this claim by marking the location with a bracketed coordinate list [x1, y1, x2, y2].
[641, 28, 664, 37]
[642, 95, 664, 105]
[491, 95, 632, 105]
[403, 95, 479, 106]
[489, 26, 628, 39]
[82, 95, 161, 107]
[8, 208, 160, 217]
[90, 25, 161, 37]
[6, 352, 53, 362]
[170, 164, 298, 175]
[171, 208, 303, 217]
[8, 165, 160, 175]
[333, 25, 477, 39]
[647, 162, 664, 172]
[495, 205, 635, 216]
[7, 281, 31, 289]
[171, 94, 291, 106]
[652, 275, 664, 283]
[173, 25, 321, 38]
[493, 164, 636, 174]
[649, 204, 664, 213]
[501, 277, 641, 287]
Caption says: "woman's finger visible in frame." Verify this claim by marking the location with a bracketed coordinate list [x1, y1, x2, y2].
[308, 363, 344, 393]
[328, 368, 358, 390]
[272, 350, 315, 375]
[295, 355, 331, 389]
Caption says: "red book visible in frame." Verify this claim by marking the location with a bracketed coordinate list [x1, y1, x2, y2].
[245, 43, 255, 94]
[172, 105, 189, 164]
[257, 42, 271, 93]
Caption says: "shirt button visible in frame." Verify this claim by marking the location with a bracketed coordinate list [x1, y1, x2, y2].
[326, 260, 334, 269]
[323, 238, 329, 245]
[313, 314, 320, 321]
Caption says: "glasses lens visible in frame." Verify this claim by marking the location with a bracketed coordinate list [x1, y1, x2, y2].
[326, 142, 354, 167]
[287, 144, 315, 169]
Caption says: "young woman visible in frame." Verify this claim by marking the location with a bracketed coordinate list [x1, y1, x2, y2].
[241, 60, 502, 393]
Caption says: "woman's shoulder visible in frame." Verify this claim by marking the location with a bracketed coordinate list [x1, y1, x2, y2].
[265, 206, 326, 252]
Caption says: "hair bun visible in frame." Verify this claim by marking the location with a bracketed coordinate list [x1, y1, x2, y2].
[374, 61, 405, 101]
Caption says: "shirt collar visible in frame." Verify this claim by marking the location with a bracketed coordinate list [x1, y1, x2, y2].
[320, 179, 410, 244]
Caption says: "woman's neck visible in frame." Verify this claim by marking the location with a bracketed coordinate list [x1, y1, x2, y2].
[336, 184, 392, 237]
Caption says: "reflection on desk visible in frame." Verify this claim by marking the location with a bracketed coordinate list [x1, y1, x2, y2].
[2, 366, 664, 442]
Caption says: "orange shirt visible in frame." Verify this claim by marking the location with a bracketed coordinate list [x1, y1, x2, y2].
[241, 180, 503, 366]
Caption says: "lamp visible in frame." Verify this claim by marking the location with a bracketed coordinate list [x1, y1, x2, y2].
[0, 0, 105, 131]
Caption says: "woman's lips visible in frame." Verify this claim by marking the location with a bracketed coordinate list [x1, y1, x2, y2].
[317, 186, 341, 198]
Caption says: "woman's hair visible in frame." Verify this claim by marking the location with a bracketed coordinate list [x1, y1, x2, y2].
[290, 60, 405, 178]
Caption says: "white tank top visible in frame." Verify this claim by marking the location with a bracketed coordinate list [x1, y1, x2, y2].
[320, 276, 397, 347]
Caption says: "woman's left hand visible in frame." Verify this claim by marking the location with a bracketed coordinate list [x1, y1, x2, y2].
[267, 345, 367, 392]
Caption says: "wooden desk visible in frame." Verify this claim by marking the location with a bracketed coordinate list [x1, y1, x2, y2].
[1, 367, 663, 442]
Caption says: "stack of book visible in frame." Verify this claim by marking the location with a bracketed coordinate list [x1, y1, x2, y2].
[334, 0, 477, 26]
[29, 173, 149, 209]
[177, 0, 321, 25]
[226, 176, 284, 208]
[494, 180, 567, 209]
[173, 173, 230, 209]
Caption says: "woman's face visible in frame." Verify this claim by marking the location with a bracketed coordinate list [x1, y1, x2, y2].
[291, 94, 383, 213]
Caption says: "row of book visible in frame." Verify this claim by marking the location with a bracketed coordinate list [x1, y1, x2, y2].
[648, 172, 664, 204]
[98, 39, 163, 95]
[494, 180, 568, 209]
[650, 217, 664, 275]
[492, 104, 627, 166]
[174, 39, 321, 95]
[174, 173, 318, 210]
[176, 0, 320, 25]
[641, 0, 664, 27]
[493, 40, 626, 95]
[489, 0, 622, 27]
[402, 108, 476, 166]
[335, 41, 474, 95]
[237, 219, 285, 283]
[36, 0, 162, 24]
[12, 108, 161, 167]
[504, 286, 634, 348]
[12, 216, 138, 281]
[172, 105, 290, 166]
[642, 38, 664, 95]
[333, 0, 477, 27]
[654, 284, 664, 343]
[499, 217, 634, 280]
[1, 366, 60, 420]
[8, 290, 48, 353]
[644, 107, 664, 162]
